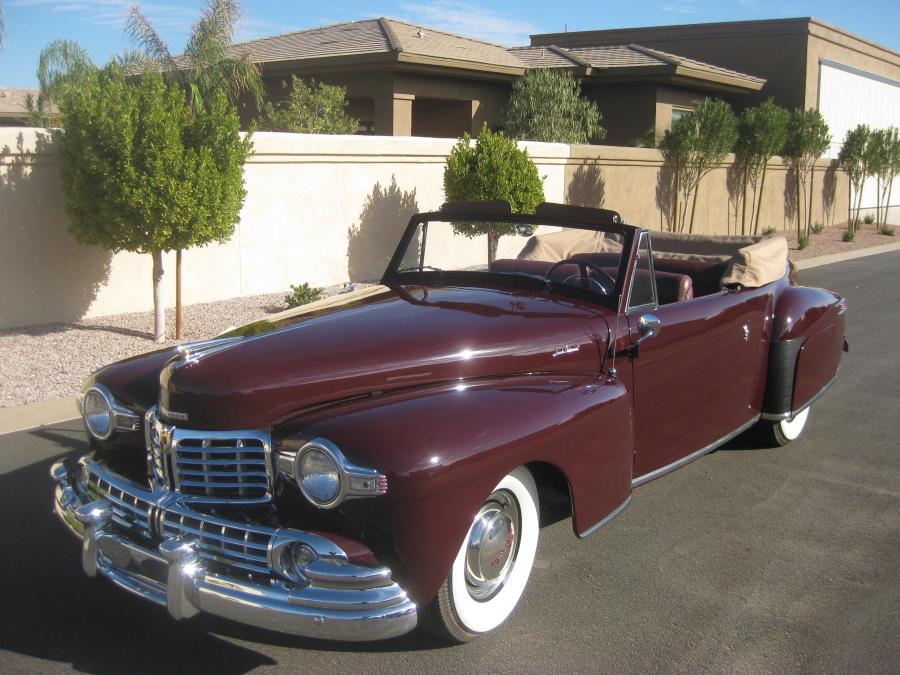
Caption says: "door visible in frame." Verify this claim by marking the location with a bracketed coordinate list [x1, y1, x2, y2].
[627, 233, 767, 480]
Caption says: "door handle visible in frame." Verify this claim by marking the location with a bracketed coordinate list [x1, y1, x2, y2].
[638, 313, 661, 343]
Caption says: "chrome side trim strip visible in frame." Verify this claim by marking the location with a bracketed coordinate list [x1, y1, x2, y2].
[761, 375, 837, 421]
[631, 415, 761, 488]
[577, 494, 633, 539]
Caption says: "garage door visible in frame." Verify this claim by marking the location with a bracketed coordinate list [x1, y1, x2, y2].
[819, 59, 900, 210]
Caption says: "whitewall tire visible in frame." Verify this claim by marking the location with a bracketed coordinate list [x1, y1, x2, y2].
[422, 466, 539, 642]
[755, 406, 810, 447]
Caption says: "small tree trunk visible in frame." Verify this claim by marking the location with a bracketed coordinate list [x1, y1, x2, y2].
[796, 168, 803, 239]
[672, 169, 680, 233]
[688, 182, 700, 234]
[848, 183, 854, 235]
[754, 164, 768, 236]
[808, 164, 815, 235]
[885, 179, 894, 231]
[487, 232, 499, 266]
[741, 172, 749, 236]
[175, 249, 183, 341]
[152, 250, 165, 343]
[876, 177, 882, 229]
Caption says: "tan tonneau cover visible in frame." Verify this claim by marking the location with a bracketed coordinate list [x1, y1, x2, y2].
[518, 229, 788, 289]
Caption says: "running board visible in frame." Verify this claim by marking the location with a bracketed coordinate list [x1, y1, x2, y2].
[631, 415, 761, 488]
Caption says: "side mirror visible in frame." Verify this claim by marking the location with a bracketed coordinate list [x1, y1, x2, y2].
[638, 313, 661, 342]
[516, 224, 535, 237]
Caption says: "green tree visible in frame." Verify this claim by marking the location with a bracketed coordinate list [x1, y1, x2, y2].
[659, 98, 738, 233]
[784, 108, 830, 238]
[125, 0, 262, 338]
[504, 69, 604, 144]
[865, 127, 900, 230]
[838, 124, 871, 235]
[59, 65, 251, 341]
[259, 76, 357, 133]
[735, 99, 789, 235]
[444, 125, 545, 263]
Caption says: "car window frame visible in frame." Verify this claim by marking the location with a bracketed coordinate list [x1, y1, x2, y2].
[624, 230, 659, 314]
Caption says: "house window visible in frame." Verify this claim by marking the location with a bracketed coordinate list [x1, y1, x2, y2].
[671, 107, 692, 125]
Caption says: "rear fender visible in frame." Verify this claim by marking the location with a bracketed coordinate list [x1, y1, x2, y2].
[279, 374, 633, 604]
[764, 286, 846, 418]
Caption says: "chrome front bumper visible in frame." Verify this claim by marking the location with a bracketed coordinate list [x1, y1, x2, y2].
[51, 457, 417, 642]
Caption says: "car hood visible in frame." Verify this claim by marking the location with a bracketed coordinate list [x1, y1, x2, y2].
[104, 285, 611, 430]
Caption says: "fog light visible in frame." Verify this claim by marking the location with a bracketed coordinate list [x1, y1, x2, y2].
[274, 541, 317, 583]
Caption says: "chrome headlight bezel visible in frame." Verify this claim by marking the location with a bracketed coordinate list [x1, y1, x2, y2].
[79, 383, 142, 441]
[82, 386, 115, 441]
[287, 437, 388, 510]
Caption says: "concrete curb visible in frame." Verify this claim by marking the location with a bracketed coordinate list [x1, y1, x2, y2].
[0, 397, 79, 436]
[795, 241, 900, 269]
[2, 241, 898, 435]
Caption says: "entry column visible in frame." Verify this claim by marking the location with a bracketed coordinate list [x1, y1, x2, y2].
[374, 94, 415, 136]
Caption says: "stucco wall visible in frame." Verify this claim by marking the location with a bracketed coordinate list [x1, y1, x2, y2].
[0, 128, 845, 330]
[566, 144, 847, 237]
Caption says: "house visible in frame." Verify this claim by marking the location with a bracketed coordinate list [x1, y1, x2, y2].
[0, 88, 40, 126]
[533, 17, 900, 159]
[229, 18, 765, 144]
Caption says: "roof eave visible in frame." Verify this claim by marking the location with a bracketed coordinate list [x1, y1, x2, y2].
[672, 65, 766, 91]
[396, 51, 525, 76]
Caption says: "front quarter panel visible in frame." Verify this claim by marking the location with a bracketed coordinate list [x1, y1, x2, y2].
[279, 374, 633, 604]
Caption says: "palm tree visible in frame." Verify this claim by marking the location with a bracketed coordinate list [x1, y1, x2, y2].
[126, 0, 263, 339]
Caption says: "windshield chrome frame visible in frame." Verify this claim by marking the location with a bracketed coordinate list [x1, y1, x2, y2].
[382, 212, 638, 312]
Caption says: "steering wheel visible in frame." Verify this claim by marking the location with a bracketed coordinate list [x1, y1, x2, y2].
[544, 257, 616, 295]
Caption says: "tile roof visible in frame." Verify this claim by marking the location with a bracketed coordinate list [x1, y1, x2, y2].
[0, 88, 39, 116]
[507, 43, 764, 88]
[230, 18, 524, 71]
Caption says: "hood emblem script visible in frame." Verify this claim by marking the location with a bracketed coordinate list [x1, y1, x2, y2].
[552, 344, 581, 357]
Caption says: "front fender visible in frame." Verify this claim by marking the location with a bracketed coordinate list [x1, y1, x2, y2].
[279, 374, 633, 604]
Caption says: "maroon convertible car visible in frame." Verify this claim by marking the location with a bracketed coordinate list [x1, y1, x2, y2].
[52, 201, 847, 642]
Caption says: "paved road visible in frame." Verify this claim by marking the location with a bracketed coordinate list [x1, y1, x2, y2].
[1, 253, 898, 674]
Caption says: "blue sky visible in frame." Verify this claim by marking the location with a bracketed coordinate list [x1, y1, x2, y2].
[1, 0, 898, 89]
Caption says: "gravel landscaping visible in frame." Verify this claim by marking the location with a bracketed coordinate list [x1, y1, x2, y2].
[2, 225, 894, 410]
[783, 223, 895, 260]
[0, 283, 361, 409]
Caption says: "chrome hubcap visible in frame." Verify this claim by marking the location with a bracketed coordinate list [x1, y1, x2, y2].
[464, 489, 520, 601]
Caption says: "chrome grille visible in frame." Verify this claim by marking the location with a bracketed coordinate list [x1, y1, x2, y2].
[84, 462, 276, 578]
[86, 471, 152, 536]
[145, 409, 273, 504]
[161, 511, 273, 575]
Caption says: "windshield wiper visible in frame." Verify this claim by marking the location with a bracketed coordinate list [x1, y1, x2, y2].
[492, 271, 546, 282]
[398, 265, 444, 272]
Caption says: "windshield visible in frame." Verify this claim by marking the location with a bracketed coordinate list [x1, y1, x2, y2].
[386, 217, 628, 308]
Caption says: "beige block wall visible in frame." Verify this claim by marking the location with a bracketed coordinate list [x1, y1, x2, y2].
[1, 127, 846, 329]
[564, 144, 848, 235]
[0, 129, 568, 329]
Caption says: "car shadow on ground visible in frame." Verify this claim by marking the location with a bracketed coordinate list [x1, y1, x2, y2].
[0, 431, 449, 674]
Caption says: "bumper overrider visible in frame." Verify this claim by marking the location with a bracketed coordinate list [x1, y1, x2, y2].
[51, 457, 417, 641]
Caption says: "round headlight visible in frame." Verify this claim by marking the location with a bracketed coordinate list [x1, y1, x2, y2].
[297, 447, 341, 506]
[83, 387, 114, 440]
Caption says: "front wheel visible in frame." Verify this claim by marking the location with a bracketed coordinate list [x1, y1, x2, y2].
[421, 466, 539, 642]
[755, 406, 810, 447]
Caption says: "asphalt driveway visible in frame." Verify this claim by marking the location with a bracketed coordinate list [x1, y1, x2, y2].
[0, 252, 897, 673]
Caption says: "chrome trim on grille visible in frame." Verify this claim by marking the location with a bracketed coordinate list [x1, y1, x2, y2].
[145, 408, 273, 505]
[51, 457, 417, 641]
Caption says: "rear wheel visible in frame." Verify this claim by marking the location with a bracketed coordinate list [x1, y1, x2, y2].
[421, 466, 539, 642]
[755, 407, 810, 447]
